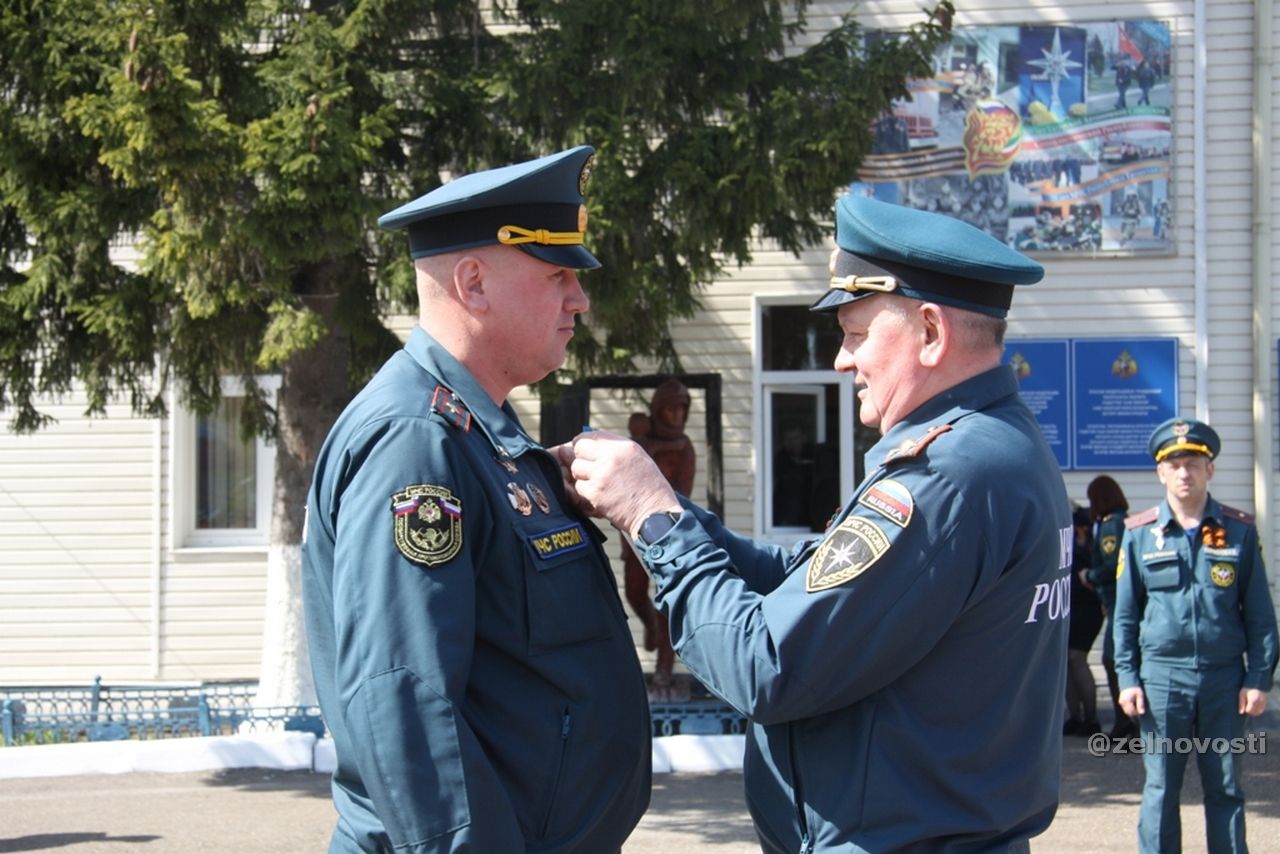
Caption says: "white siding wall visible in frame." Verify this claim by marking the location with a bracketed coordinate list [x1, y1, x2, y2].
[0, 397, 160, 683]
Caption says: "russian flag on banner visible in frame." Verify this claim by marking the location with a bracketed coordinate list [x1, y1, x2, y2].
[1117, 26, 1144, 63]
[438, 497, 462, 519]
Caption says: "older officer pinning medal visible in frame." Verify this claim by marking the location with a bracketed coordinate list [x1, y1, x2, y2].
[1114, 417, 1279, 853]
[301, 146, 650, 853]
[556, 193, 1072, 852]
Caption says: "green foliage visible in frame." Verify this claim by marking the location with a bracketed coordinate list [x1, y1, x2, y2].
[0, 0, 952, 432]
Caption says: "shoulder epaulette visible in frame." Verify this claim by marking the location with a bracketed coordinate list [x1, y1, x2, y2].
[882, 424, 952, 465]
[1219, 504, 1255, 525]
[430, 385, 472, 431]
[1125, 506, 1159, 529]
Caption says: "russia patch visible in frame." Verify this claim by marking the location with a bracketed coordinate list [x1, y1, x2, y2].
[857, 479, 914, 528]
[806, 516, 890, 592]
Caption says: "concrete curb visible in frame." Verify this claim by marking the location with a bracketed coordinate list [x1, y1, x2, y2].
[0, 733, 747, 781]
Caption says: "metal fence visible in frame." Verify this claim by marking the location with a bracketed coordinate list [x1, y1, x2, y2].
[0, 677, 323, 747]
[1, 676, 745, 747]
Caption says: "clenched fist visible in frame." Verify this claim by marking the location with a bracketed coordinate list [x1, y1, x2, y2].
[553, 431, 683, 538]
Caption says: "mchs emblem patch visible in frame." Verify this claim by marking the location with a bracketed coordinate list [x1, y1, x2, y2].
[392, 484, 463, 567]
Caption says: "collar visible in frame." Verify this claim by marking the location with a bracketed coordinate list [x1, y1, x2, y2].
[1156, 495, 1221, 532]
[403, 325, 540, 460]
[867, 364, 1019, 466]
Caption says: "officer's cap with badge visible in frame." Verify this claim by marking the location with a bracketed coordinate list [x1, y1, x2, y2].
[1148, 416, 1221, 463]
[810, 193, 1044, 317]
[378, 145, 600, 270]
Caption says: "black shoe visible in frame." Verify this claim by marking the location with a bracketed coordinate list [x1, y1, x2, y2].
[1108, 718, 1138, 740]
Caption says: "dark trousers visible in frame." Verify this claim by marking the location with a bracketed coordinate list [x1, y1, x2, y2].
[1137, 663, 1248, 853]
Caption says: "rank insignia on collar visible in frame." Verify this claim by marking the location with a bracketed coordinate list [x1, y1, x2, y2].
[806, 516, 891, 592]
[527, 483, 551, 514]
[430, 386, 472, 431]
[882, 424, 952, 465]
[507, 481, 533, 516]
[391, 484, 463, 567]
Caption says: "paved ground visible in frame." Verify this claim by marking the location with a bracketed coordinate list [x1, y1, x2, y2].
[1, 722, 1278, 853]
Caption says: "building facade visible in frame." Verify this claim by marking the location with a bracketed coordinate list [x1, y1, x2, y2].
[2, 0, 1278, 684]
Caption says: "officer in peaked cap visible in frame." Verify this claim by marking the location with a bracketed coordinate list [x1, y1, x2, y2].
[303, 146, 651, 853]
[556, 191, 1072, 850]
[378, 144, 600, 268]
[1115, 416, 1277, 853]
[810, 192, 1044, 317]
[1147, 415, 1221, 462]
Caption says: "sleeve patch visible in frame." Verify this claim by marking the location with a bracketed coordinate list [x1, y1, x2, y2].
[857, 478, 914, 528]
[1101, 534, 1118, 555]
[807, 516, 890, 592]
[392, 484, 463, 567]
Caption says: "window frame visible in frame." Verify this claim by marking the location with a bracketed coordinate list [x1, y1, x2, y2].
[169, 376, 279, 552]
[752, 295, 856, 545]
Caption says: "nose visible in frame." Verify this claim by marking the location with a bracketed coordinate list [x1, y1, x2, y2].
[565, 271, 590, 314]
[833, 344, 856, 374]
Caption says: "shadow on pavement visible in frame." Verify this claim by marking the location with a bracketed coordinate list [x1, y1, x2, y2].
[0, 834, 160, 853]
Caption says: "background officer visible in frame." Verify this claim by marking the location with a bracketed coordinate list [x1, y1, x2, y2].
[301, 146, 651, 852]
[1114, 417, 1279, 853]
[557, 194, 1071, 851]
[1085, 474, 1135, 741]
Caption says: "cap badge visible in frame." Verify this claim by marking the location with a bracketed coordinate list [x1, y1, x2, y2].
[1172, 421, 1189, 437]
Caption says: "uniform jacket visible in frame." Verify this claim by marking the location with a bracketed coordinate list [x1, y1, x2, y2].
[637, 365, 1071, 853]
[1113, 496, 1279, 691]
[1087, 512, 1127, 613]
[302, 326, 651, 853]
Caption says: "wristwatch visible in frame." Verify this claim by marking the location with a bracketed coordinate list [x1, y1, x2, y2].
[634, 510, 682, 550]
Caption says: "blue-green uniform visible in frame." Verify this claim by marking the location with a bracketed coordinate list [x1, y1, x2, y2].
[302, 327, 651, 852]
[637, 365, 1072, 852]
[1113, 497, 1278, 853]
[1088, 511, 1127, 661]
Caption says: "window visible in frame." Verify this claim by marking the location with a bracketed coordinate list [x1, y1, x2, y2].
[754, 299, 878, 542]
[171, 377, 278, 550]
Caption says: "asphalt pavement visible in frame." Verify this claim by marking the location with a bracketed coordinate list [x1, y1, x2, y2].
[1, 723, 1279, 853]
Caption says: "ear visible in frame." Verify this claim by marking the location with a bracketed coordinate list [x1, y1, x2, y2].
[452, 254, 489, 312]
[917, 302, 949, 368]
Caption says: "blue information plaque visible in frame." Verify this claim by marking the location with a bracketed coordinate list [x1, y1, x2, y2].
[1072, 338, 1178, 470]
[1005, 339, 1071, 469]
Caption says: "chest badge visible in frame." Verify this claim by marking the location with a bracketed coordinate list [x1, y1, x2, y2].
[1210, 562, 1236, 588]
[391, 485, 463, 567]
[507, 482, 534, 516]
[806, 516, 891, 592]
[527, 483, 552, 514]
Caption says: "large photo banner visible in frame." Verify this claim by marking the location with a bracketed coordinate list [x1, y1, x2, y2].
[860, 21, 1172, 254]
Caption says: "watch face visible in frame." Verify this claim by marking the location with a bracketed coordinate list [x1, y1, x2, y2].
[638, 511, 678, 547]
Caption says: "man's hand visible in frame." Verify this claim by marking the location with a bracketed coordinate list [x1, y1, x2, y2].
[1239, 687, 1269, 717]
[547, 441, 597, 517]
[1118, 686, 1146, 717]
[556, 431, 682, 538]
